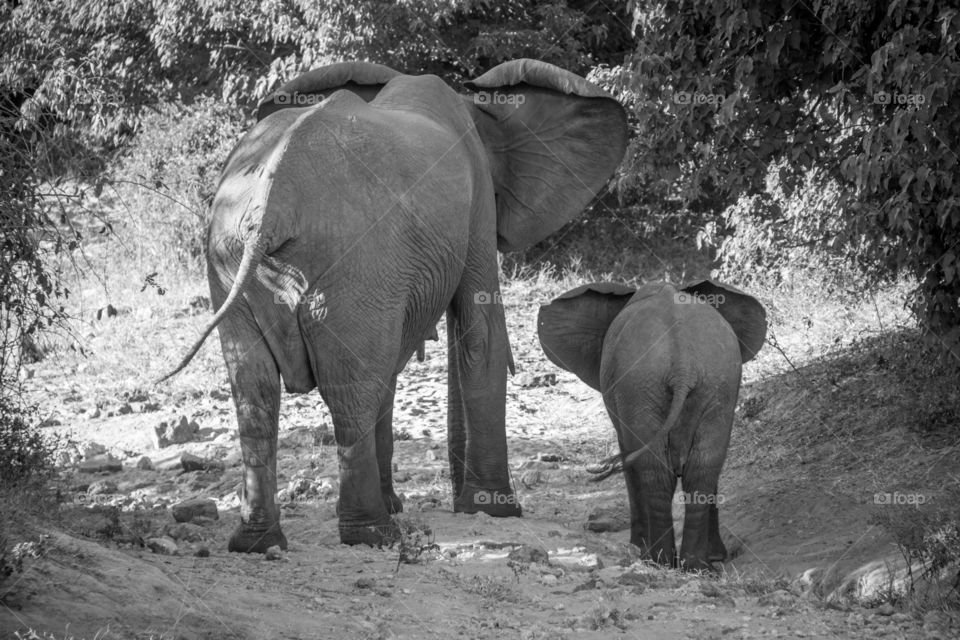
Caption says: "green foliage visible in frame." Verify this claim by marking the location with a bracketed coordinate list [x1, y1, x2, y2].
[3, 0, 631, 152]
[618, 0, 960, 351]
[872, 497, 960, 608]
[110, 97, 248, 269]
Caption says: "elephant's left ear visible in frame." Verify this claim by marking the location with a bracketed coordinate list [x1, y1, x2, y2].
[257, 61, 401, 121]
[681, 280, 768, 363]
[537, 282, 636, 391]
[465, 59, 629, 252]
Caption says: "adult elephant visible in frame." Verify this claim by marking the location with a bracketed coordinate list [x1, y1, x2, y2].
[159, 60, 628, 552]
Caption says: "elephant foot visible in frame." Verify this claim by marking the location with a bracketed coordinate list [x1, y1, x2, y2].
[340, 518, 401, 547]
[708, 541, 727, 563]
[453, 484, 522, 517]
[677, 556, 721, 573]
[228, 523, 287, 553]
[382, 490, 403, 515]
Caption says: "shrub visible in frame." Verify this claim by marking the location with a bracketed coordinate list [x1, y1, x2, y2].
[108, 97, 249, 274]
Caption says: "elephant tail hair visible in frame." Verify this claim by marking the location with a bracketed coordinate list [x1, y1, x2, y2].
[587, 383, 692, 482]
[154, 242, 262, 384]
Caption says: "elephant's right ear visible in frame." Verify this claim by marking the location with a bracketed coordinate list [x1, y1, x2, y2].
[537, 283, 636, 391]
[256, 62, 401, 121]
[681, 279, 768, 363]
[465, 59, 628, 252]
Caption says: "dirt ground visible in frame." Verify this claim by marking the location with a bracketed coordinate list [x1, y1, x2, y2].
[2, 286, 958, 640]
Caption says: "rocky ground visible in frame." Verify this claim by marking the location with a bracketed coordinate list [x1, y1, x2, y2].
[2, 282, 958, 639]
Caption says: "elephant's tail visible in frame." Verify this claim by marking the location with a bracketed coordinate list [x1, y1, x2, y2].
[154, 242, 262, 384]
[586, 383, 691, 482]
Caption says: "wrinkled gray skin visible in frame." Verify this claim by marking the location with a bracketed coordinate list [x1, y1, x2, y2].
[537, 280, 767, 570]
[159, 59, 628, 552]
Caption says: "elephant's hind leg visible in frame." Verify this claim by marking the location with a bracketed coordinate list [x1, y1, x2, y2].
[375, 373, 403, 514]
[678, 434, 728, 570]
[217, 310, 287, 553]
[623, 447, 677, 567]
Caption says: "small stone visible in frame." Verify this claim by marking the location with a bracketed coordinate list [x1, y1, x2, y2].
[89, 406, 101, 419]
[520, 470, 542, 488]
[537, 453, 564, 462]
[87, 480, 118, 496]
[876, 603, 895, 616]
[146, 536, 178, 555]
[80, 442, 108, 458]
[78, 454, 122, 474]
[516, 372, 558, 388]
[136, 456, 154, 470]
[141, 402, 161, 413]
[164, 522, 205, 542]
[540, 574, 558, 586]
[279, 428, 316, 449]
[507, 545, 549, 564]
[179, 453, 222, 472]
[425, 449, 438, 461]
[117, 403, 134, 415]
[153, 416, 199, 448]
[264, 545, 283, 560]
[355, 577, 376, 589]
[585, 506, 630, 532]
[171, 498, 219, 523]
[194, 545, 210, 558]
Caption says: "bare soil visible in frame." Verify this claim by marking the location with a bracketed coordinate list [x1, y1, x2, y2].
[2, 280, 957, 640]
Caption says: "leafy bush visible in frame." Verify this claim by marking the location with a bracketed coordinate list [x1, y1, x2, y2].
[701, 164, 892, 295]
[872, 498, 960, 609]
[616, 0, 960, 352]
[109, 97, 248, 272]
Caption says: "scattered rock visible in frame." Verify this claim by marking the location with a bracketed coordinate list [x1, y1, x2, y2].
[540, 574, 558, 586]
[393, 470, 412, 483]
[520, 470, 542, 488]
[153, 416, 200, 448]
[758, 589, 797, 608]
[80, 442, 108, 458]
[136, 456, 154, 470]
[876, 603, 895, 616]
[355, 577, 376, 589]
[164, 522, 206, 542]
[425, 449, 439, 461]
[194, 545, 211, 558]
[537, 453, 564, 462]
[264, 545, 283, 561]
[179, 453, 222, 472]
[78, 454, 123, 474]
[516, 372, 557, 388]
[584, 506, 630, 532]
[171, 498, 219, 523]
[146, 536, 178, 556]
[141, 402, 161, 413]
[117, 403, 134, 415]
[279, 428, 316, 449]
[507, 544, 549, 565]
[87, 480, 118, 496]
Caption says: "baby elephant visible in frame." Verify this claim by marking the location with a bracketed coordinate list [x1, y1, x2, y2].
[537, 280, 766, 570]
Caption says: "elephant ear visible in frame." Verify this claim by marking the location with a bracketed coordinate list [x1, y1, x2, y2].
[464, 59, 629, 252]
[256, 61, 401, 121]
[537, 283, 636, 391]
[681, 279, 768, 363]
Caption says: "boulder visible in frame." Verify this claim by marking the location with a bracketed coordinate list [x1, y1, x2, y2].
[171, 498, 219, 523]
